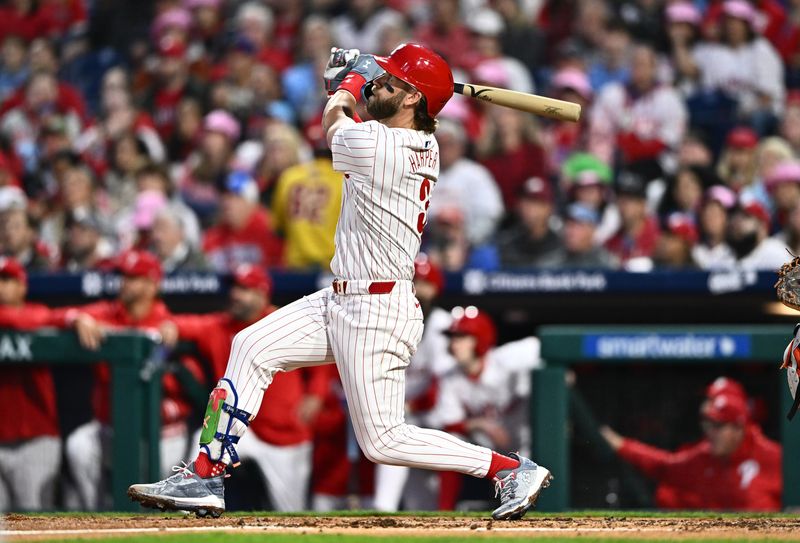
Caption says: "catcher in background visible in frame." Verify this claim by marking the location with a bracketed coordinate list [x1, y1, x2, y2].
[777, 253, 800, 418]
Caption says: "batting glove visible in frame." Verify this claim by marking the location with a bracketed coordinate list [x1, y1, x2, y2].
[325, 50, 385, 99]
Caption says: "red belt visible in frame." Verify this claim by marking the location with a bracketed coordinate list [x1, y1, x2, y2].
[331, 280, 396, 295]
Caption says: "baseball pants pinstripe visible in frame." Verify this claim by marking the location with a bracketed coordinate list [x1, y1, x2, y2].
[223, 284, 492, 477]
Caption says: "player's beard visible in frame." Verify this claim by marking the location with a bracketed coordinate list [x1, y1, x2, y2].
[367, 90, 405, 120]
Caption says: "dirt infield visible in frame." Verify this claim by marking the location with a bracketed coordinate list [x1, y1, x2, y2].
[4, 514, 800, 541]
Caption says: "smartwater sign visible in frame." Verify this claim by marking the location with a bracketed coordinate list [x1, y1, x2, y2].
[582, 333, 752, 359]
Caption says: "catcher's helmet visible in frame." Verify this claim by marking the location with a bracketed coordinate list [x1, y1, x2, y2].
[413, 253, 444, 294]
[445, 306, 497, 357]
[374, 43, 454, 117]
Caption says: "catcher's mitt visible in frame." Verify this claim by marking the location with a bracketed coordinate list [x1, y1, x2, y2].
[775, 251, 800, 311]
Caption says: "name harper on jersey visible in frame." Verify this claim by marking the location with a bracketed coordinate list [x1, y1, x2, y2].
[408, 149, 439, 174]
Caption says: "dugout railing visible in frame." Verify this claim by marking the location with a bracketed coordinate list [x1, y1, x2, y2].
[534, 324, 798, 512]
[0, 329, 162, 511]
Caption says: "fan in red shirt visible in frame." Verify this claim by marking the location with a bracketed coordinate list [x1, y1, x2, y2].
[63, 250, 199, 510]
[601, 389, 782, 511]
[203, 171, 283, 273]
[162, 263, 328, 511]
[0, 257, 63, 511]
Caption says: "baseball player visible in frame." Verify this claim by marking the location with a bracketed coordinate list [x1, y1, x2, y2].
[161, 264, 329, 511]
[429, 307, 544, 510]
[65, 251, 196, 510]
[0, 258, 61, 511]
[128, 43, 552, 520]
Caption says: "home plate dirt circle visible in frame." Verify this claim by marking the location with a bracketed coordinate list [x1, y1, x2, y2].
[4, 514, 800, 541]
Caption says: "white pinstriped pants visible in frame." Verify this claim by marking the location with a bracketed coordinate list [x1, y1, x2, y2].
[223, 283, 492, 477]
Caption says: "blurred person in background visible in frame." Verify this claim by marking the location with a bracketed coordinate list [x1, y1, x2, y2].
[427, 118, 503, 250]
[115, 189, 168, 252]
[247, 122, 308, 206]
[600, 390, 781, 511]
[0, 35, 29, 102]
[677, 131, 715, 170]
[716, 127, 759, 196]
[203, 170, 283, 273]
[589, 42, 687, 173]
[494, 177, 562, 268]
[492, 0, 545, 78]
[1, 71, 83, 176]
[477, 107, 546, 212]
[703, 0, 788, 58]
[150, 206, 207, 273]
[330, 0, 402, 56]
[0, 258, 60, 512]
[764, 161, 800, 232]
[553, 203, 617, 269]
[178, 109, 240, 226]
[59, 209, 113, 271]
[281, 16, 333, 123]
[657, 165, 721, 223]
[780, 93, 800, 157]
[40, 164, 107, 253]
[141, 36, 206, 143]
[131, 163, 201, 249]
[103, 132, 152, 216]
[426, 208, 499, 272]
[692, 185, 737, 270]
[561, 152, 619, 244]
[429, 306, 543, 510]
[467, 9, 534, 95]
[612, 0, 665, 49]
[0, 187, 54, 270]
[234, 2, 291, 74]
[270, 130, 341, 271]
[76, 67, 164, 179]
[773, 200, 800, 256]
[666, 2, 703, 93]
[653, 212, 699, 269]
[688, 0, 784, 135]
[161, 264, 328, 511]
[586, 20, 631, 91]
[541, 68, 593, 174]
[745, 136, 796, 211]
[413, 0, 472, 70]
[165, 97, 202, 164]
[727, 198, 786, 270]
[64, 251, 196, 510]
[605, 170, 661, 271]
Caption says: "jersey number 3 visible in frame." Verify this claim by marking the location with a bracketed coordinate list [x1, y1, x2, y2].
[416, 177, 432, 234]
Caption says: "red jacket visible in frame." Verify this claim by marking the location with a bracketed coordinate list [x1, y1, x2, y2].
[0, 303, 67, 442]
[75, 299, 191, 426]
[604, 216, 661, 264]
[172, 308, 329, 446]
[203, 208, 284, 272]
[618, 427, 782, 511]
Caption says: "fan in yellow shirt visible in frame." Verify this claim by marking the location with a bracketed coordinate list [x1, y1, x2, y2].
[271, 156, 343, 270]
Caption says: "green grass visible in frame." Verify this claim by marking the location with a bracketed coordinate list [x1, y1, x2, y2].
[27, 536, 769, 543]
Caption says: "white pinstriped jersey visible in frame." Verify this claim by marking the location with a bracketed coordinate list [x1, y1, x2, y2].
[330, 121, 439, 281]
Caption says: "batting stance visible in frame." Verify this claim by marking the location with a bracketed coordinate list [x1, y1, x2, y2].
[128, 43, 552, 520]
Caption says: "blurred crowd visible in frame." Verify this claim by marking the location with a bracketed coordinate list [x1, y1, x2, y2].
[0, 0, 795, 275]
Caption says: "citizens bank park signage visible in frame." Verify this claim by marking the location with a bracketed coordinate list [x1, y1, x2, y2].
[581, 333, 752, 359]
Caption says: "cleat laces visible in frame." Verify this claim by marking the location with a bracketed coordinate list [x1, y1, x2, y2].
[168, 462, 194, 481]
[494, 474, 518, 503]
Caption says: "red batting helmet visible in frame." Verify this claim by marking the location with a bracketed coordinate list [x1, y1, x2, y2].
[374, 43, 454, 117]
[445, 306, 497, 357]
[414, 253, 444, 294]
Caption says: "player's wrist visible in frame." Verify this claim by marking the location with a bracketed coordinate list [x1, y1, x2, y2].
[337, 73, 366, 101]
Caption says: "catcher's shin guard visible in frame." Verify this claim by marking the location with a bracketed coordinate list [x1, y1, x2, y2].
[199, 378, 252, 466]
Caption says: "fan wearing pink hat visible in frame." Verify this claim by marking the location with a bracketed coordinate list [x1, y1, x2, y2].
[764, 160, 800, 229]
[600, 378, 781, 511]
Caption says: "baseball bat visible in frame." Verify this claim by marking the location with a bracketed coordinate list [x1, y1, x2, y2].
[453, 82, 582, 123]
